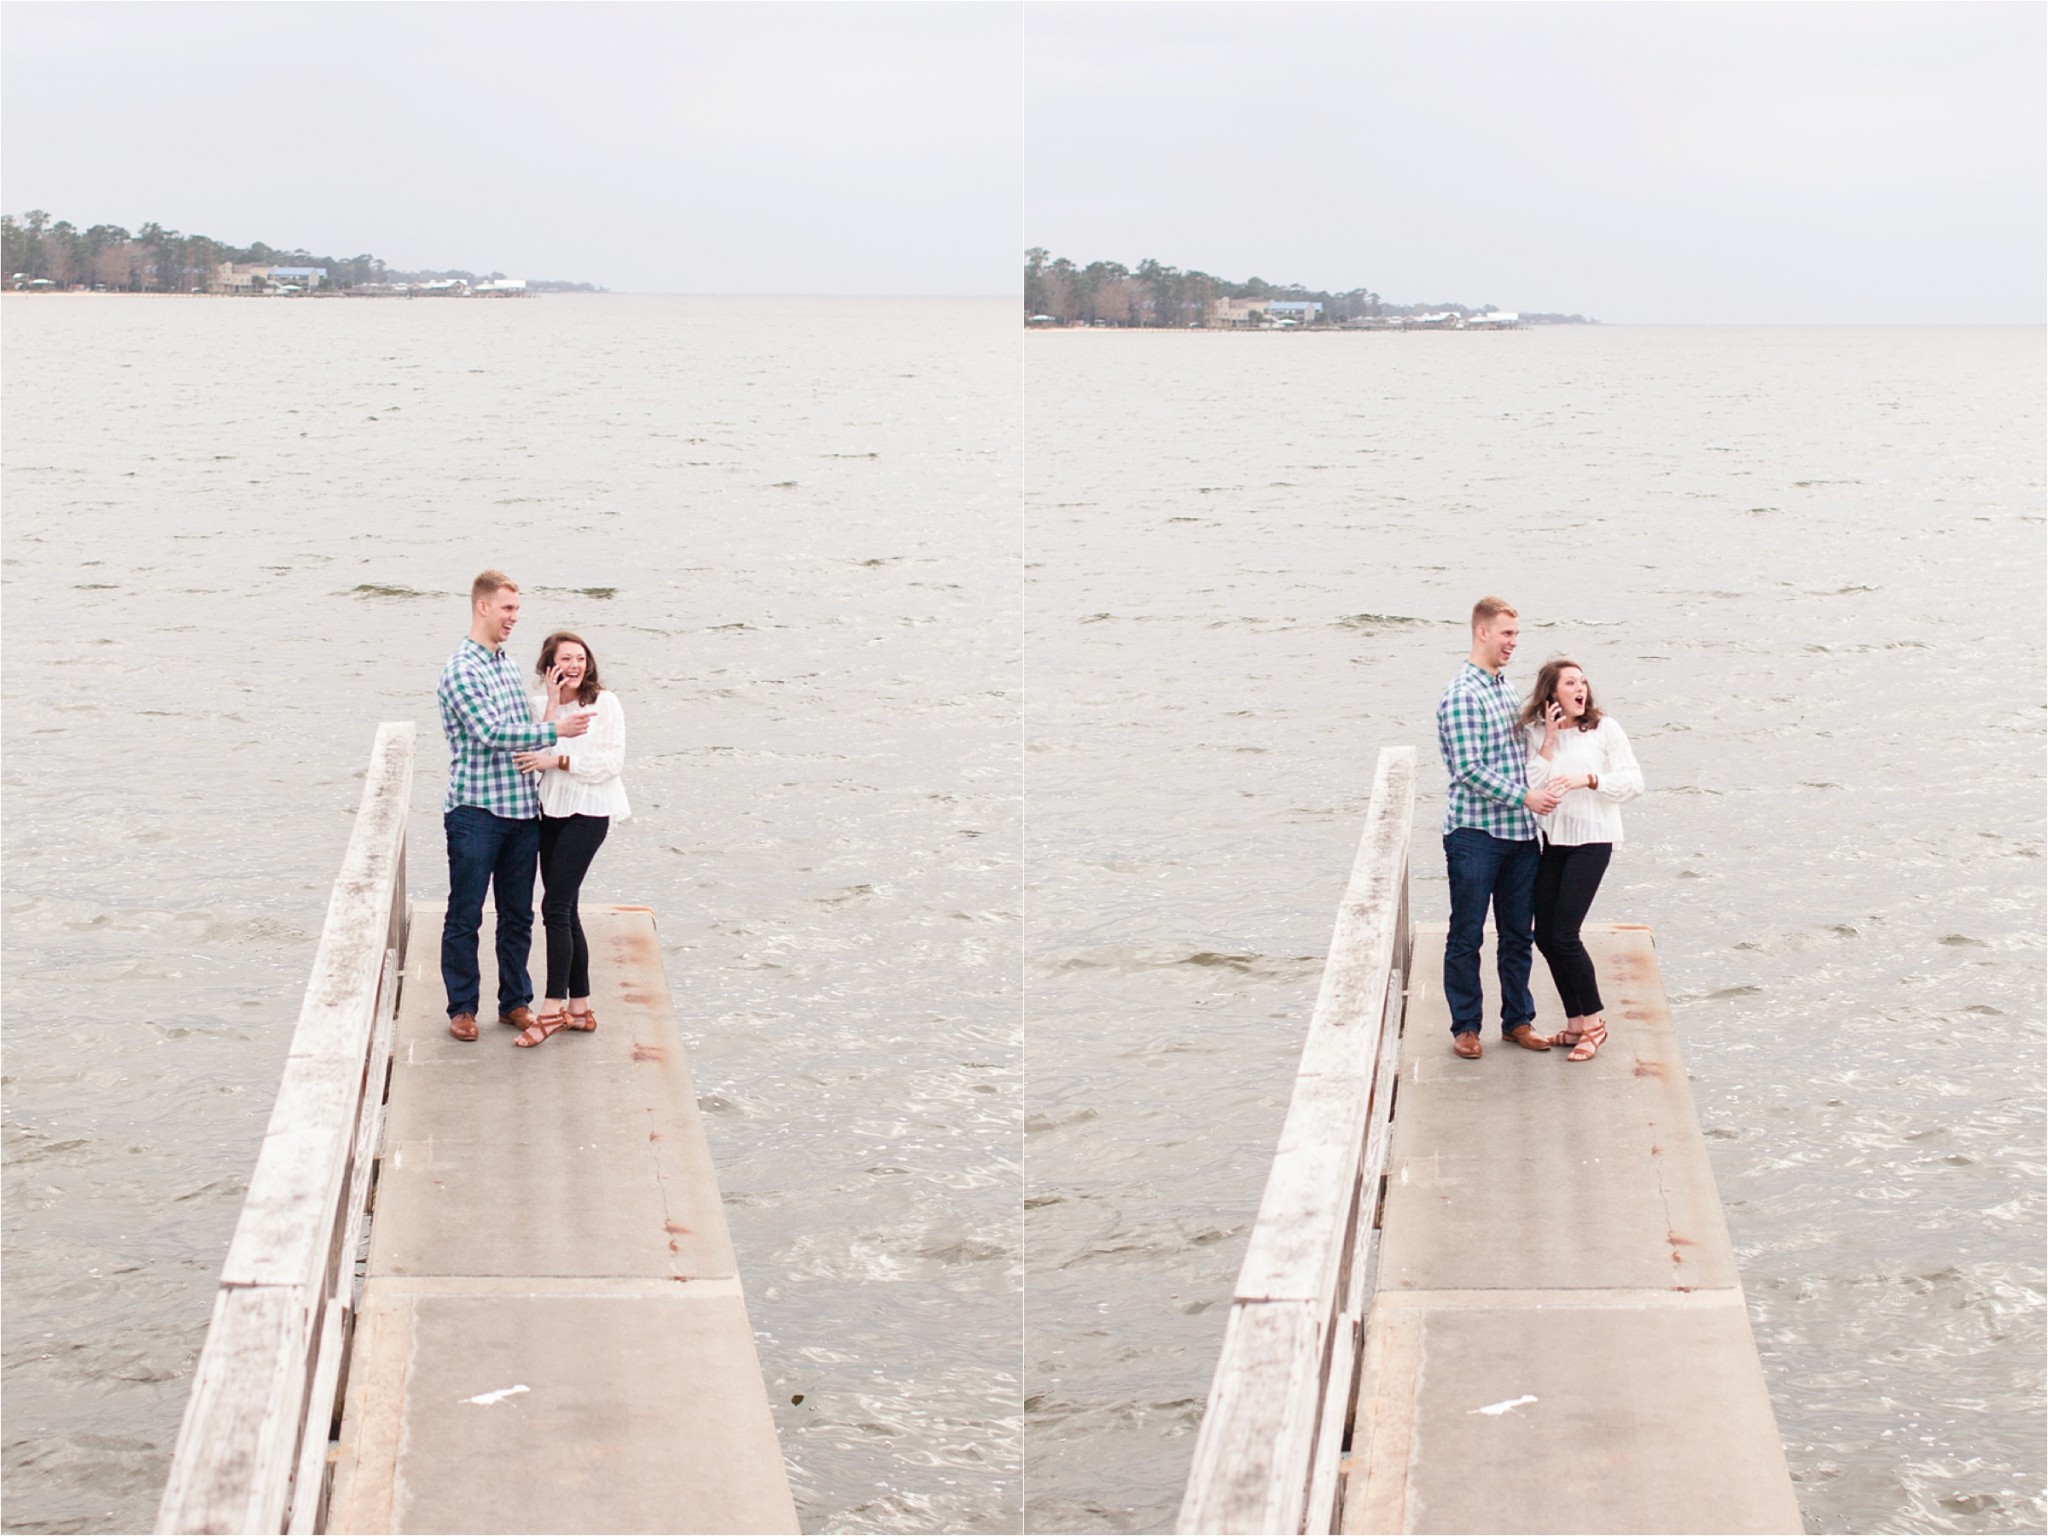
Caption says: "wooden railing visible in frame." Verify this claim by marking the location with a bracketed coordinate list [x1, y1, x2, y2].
[1177, 746, 1414, 1536]
[158, 723, 415, 1535]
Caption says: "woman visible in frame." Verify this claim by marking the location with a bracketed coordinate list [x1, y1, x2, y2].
[1519, 659, 1643, 1060]
[509, 631, 630, 1047]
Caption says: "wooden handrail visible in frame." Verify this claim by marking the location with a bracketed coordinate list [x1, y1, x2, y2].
[158, 723, 415, 1535]
[1178, 746, 1415, 1535]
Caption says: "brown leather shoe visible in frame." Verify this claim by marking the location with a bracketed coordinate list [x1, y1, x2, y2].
[1452, 1033, 1483, 1059]
[498, 1005, 538, 1033]
[448, 1012, 478, 1042]
[1506, 1024, 1552, 1052]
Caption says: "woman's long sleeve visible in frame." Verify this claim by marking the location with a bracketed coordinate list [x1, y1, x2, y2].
[1522, 723, 1560, 784]
[568, 693, 626, 783]
[1596, 719, 1644, 801]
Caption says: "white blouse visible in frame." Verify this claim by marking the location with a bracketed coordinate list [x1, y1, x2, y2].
[1522, 716, 1642, 846]
[529, 689, 631, 821]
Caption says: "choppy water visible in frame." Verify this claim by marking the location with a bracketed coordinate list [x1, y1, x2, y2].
[1020, 326, 2045, 1533]
[2, 295, 1022, 1534]
[5, 307, 2042, 1536]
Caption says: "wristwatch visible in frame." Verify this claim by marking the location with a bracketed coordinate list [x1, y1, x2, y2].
[1588, 772, 1599, 791]
[557, 754, 568, 771]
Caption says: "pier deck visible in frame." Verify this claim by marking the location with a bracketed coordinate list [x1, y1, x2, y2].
[324, 901, 797, 1535]
[1340, 923, 1799, 1535]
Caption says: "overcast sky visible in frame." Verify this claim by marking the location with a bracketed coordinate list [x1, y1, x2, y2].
[1028, 3, 2046, 323]
[1, 2, 1023, 295]
[5, 2, 2042, 319]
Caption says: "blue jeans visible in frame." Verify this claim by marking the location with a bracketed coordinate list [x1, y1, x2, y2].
[1442, 827, 1539, 1037]
[441, 805, 540, 1019]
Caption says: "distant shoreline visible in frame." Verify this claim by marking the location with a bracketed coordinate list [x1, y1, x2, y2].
[1024, 312, 1588, 332]
[1023, 248, 1595, 330]
[2, 211, 604, 296]
[3, 284, 604, 300]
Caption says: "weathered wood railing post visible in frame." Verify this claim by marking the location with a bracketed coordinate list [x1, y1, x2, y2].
[1178, 745, 1415, 1536]
[157, 723, 415, 1535]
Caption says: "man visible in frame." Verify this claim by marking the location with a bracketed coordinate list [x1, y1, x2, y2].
[438, 570, 590, 1042]
[1436, 596, 1561, 1060]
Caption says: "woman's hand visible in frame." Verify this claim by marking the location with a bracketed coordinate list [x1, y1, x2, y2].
[511, 750, 553, 775]
[1537, 701, 1564, 757]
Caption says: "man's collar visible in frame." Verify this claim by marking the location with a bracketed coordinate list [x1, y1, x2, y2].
[1463, 658, 1502, 680]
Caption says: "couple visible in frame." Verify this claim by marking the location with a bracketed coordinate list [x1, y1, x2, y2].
[1437, 595, 1643, 1062]
[437, 569, 631, 1048]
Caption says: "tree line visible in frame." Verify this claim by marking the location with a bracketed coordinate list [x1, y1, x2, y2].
[2, 210, 601, 292]
[1024, 248, 1588, 327]
[1026, 248, 1397, 327]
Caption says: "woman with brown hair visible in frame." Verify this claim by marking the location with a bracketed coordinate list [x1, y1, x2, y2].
[509, 631, 630, 1047]
[1518, 659, 1643, 1060]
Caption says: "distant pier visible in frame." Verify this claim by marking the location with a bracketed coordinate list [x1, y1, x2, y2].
[1179, 747, 1799, 1534]
[156, 724, 795, 1535]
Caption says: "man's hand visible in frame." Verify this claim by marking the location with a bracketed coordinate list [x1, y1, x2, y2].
[1524, 783, 1562, 815]
[556, 712, 592, 739]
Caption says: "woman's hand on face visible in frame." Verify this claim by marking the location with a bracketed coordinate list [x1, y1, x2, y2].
[511, 750, 551, 775]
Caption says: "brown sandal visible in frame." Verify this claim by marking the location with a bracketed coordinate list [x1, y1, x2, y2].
[1568, 1018, 1607, 1061]
[513, 1009, 571, 1048]
[565, 1007, 597, 1033]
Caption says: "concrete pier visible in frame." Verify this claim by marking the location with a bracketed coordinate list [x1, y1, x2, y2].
[156, 728, 795, 1533]
[325, 902, 797, 1535]
[1340, 923, 1800, 1535]
[1177, 747, 1800, 1535]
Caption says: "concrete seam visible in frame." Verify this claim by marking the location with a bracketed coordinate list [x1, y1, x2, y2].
[1370, 1285, 1744, 1311]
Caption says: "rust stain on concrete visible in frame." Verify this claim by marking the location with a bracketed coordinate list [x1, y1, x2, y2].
[632, 1042, 665, 1063]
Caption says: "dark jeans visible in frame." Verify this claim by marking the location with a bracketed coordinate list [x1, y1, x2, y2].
[1534, 841, 1613, 1018]
[539, 813, 610, 1001]
[441, 805, 540, 1019]
[1442, 827, 1539, 1037]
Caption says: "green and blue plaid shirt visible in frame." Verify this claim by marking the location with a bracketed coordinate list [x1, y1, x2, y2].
[438, 638, 557, 817]
[1437, 661, 1537, 839]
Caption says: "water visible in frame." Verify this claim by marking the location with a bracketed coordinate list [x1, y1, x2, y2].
[2, 294, 1023, 1534]
[1020, 326, 2045, 1533]
[5, 308, 2042, 1535]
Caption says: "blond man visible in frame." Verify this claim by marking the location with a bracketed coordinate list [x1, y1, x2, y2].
[1436, 597, 1561, 1059]
[437, 571, 590, 1042]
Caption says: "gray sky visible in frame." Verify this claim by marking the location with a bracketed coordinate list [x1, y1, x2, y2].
[2, 2, 1023, 294]
[5, 2, 2042, 318]
[1026, 3, 2046, 323]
